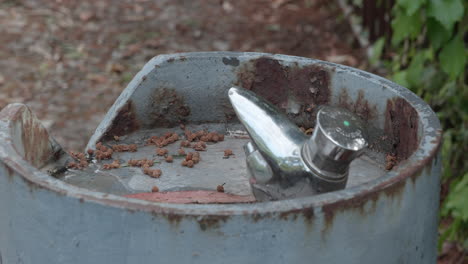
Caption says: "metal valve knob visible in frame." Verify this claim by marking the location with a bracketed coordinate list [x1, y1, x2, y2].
[228, 87, 368, 200]
[301, 106, 368, 192]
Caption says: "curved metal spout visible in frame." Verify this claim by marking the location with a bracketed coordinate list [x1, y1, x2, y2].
[229, 87, 368, 199]
[228, 87, 308, 185]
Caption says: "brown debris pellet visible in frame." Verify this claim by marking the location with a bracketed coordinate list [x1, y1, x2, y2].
[192, 151, 200, 164]
[177, 148, 186, 155]
[181, 151, 199, 168]
[146, 136, 160, 145]
[223, 149, 233, 158]
[144, 168, 162, 178]
[193, 141, 206, 151]
[181, 151, 200, 167]
[156, 148, 168, 156]
[66, 161, 81, 169]
[216, 184, 225, 193]
[79, 160, 89, 167]
[169, 133, 179, 141]
[87, 149, 94, 156]
[165, 155, 174, 163]
[385, 154, 398, 170]
[184, 129, 225, 143]
[68, 151, 89, 169]
[128, 159, 154, 168]
[112, 144, 137, 152]
[180, 140, 191, 147]
[114, 135, 120, 141]
[95, 142, 113, 160]
[184, 130, 197, 142]
[185, 152, 193, 161]
[102, 160, 120, 170]
[195, 130, 207, 137]
[186, 160, 194, 168]
[70, 151, 85, 161]
[146, 132, 180, 147]
[151, 186, 159, 192]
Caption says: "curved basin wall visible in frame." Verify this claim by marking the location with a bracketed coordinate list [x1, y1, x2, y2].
[0, 52, 441, 264]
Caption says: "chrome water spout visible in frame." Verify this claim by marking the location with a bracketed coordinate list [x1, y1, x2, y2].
[228, 87, 368, 200]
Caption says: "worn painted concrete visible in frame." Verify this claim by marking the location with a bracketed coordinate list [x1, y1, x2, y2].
[0, 52, 441, 264]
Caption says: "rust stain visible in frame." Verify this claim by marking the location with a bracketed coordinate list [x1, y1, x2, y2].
[320, 142, 440, 238]
[149, 212, 230, 231]
[167, 214, 184, 226]
[321, 177, 406, 237]
[320, 130, 441, 237]
[124, 190, 255, 204]
[148, 87, 191, 127]
[279, 207, 315, 232]
[150, 211, 184, 229]
[197, 215, 230, 231]
[239, 57, 289, 105]
[236, 57, 332, 128]
[101, 101, 140, 141]
[279, 207, 314, 223]
[279, 211, 298, 221]
[288, 64, 330, 107]
[249, 211, 273, 223]
[384, 97, 419, 161]
[338, 89, 378, 122]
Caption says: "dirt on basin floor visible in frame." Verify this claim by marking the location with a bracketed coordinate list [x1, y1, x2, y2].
[0, 0, 364, 151]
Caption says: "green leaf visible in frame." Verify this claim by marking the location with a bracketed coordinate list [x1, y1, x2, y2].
[428, 0, 464, 31]
[392, 70, 410, 88]
[397, 0, 426, 15]
[370, 37, 385, 66]
[427, 18, 452, 50]
[446, 173, 468, 221]
[391, 10, 423, 45]
[439, 36, 466, 79]
[407, 52, 427, 87]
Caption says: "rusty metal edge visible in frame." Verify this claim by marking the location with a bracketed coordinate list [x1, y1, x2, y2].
[0, 52, 442, 219]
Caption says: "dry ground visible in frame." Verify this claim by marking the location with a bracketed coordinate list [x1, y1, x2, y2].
[0, 0, 362, 150]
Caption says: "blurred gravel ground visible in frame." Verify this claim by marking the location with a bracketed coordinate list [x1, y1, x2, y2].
[0, 0, 362, 150]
